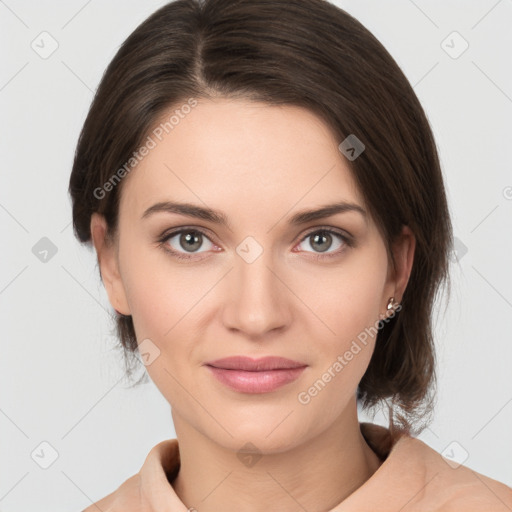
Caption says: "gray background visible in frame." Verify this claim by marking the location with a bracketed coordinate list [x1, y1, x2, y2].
[1, 0, 511, 510]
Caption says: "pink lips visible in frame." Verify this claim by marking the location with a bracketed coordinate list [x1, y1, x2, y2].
[204, 356, 307, 393]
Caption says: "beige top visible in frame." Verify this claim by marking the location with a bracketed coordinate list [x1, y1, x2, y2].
[82, 422, 512, 511]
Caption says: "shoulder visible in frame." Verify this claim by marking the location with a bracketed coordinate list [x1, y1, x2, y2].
[81, 474, 142, 512]
[394, 435, 512, 511]
[79, 438, 180, 511]
[358, 423, 512, 511]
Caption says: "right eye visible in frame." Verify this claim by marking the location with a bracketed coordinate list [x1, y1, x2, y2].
[158, 228, 220, 260]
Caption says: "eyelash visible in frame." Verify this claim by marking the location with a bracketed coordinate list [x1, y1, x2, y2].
[157, 226, 355, 262]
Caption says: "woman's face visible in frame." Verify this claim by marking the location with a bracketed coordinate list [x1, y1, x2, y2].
[92, 98, 413, 452]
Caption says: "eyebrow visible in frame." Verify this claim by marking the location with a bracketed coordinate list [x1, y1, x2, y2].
[141, 200, 367, 228]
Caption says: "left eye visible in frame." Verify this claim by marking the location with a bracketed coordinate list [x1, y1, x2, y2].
[295, 229, 349, 255]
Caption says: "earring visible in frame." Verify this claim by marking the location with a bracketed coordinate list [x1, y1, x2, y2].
[386, 297, 400, 312]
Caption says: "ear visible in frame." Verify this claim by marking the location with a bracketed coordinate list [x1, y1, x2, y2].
[385, 225, 416, 306]
[90, 213, 131, 316]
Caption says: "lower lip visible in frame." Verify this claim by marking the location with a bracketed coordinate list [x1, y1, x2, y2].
[205, 365, 307, 393]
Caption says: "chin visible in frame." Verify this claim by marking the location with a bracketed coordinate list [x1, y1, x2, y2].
[210, 412, 313, 454]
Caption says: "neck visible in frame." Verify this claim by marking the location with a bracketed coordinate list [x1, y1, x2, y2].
[171, 398, 382, 512]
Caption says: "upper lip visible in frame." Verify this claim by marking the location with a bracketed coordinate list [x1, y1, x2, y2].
[205, 356, 307, 371]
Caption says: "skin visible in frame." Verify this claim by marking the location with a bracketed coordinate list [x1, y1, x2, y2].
[91, 98, 415, 511]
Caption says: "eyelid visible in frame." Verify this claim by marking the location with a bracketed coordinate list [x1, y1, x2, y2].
[158, 225, 218, 244]
[158, 224, 352, 242]
[298, 225, 353, 241]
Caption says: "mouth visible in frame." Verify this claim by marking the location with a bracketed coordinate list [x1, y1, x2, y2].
[204, 356, 307, 393]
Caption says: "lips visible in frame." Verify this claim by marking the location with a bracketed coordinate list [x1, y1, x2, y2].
[204, 356, 307, 393]
[205, 355, 306, 371]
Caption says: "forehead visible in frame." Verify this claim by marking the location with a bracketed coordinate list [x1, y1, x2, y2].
[119, 98, 366, 223]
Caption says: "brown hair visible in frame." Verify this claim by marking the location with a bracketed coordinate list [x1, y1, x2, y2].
[68, 0, 453, 436]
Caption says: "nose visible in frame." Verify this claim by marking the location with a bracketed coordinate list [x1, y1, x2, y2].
[221, 249, 291, 339]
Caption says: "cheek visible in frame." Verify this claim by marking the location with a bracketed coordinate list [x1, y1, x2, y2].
[119, 247, 204, 406]
[120, 243, 200, 339]
[295, 251, 387, 412]
[308, 258, 387, 352]
[295, 270, 384, 420]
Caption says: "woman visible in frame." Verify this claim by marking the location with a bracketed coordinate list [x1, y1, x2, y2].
[69, 0, 512, 510]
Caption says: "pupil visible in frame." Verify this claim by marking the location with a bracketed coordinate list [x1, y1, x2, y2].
[181, 232, 201, 252]
[312, 232, 331, 253]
